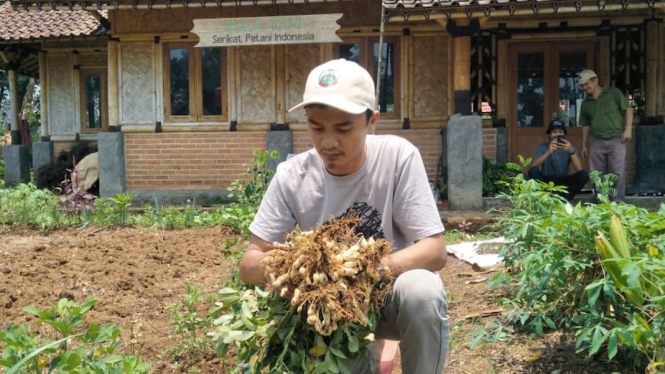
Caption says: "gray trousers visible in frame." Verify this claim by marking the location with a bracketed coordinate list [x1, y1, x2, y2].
[348, 269, 450, 374]
[589, 136, 626, 201]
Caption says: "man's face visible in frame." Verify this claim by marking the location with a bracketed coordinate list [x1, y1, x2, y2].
[549, 128, 565, 141]
[579, 77, 598, 95]
[306, 105, 378, 176]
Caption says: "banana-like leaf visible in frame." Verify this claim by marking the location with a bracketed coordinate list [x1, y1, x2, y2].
[595, 216, 644, 307]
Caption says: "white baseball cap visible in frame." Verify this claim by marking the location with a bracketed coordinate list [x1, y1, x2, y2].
[288, 59, 376, 114]
[577, 69, 598, 85]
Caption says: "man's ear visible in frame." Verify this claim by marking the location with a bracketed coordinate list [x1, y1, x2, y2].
[367, 110, 380, 133]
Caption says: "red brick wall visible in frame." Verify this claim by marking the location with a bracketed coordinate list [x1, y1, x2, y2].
[482, 129, 497, 163]
[293, 129, 445, 183]
[123, 128, 503, 191]
[124, 132, 266, 190]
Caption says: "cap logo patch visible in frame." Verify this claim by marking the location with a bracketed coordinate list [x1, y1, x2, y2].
[318, 69, 339, 87]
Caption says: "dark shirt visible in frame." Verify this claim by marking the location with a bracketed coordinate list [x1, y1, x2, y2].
[533, 142, 579, 177]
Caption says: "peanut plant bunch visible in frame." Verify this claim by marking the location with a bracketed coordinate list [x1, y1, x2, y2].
[210, 215, 393, 374]
[262, 216, 392, 336]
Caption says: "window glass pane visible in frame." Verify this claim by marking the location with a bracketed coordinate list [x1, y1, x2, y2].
[558, 52, 587, 127]
[169, 48, 190, 116]
[516, 52, 544, 127]
[201, 48, 222, 116]
[84, 75, 102, 129]
[339, 44, 361, 64]
[374, 42, 395, 113]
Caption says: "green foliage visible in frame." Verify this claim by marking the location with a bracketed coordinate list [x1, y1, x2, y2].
[592, 215, 665, 372]
[482, 158, 522, 197]
[0, 297, 151, 374]
[92, 193, 136, 226]
[228, 149, 279, 207]
[165, 285, 217, 358]
[466, 320, 514, 349]
[0, 183, 63, 229]
[209, 287, 375, 374]
[439, 157, 521, 199]
[589, 170, 619, 203]
[479, 169, 665, 370]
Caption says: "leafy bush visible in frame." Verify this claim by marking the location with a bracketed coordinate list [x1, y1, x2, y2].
[0, 297, 151, 374]
[34, 142, 97, 194]
[482, 158, 521, 197]
[0, 183, 63, 229]
[485, 169, 665, 370]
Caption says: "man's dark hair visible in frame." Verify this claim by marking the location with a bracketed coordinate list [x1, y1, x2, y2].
[304, 104, 375, 125]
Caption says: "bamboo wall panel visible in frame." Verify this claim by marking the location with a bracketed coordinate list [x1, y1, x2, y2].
[47, 53, 75, 136]
[286, 43, 319, 122]
[413, 35, 448, 118]
[239, 47, 273, 122]
[120, 43, 155, 123]
[111, 1, 380, 35]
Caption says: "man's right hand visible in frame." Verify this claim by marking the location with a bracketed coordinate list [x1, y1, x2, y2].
[548, 139, 559, 154]
[581, 146, 588, 159]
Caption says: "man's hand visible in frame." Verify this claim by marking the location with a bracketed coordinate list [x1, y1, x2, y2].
[548, 139, 559, 154]
[582, 146, 588, 159]
[621, 128, 632, 142]
[560, 139, 574, 154]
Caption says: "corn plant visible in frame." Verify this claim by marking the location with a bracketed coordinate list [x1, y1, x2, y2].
[0, 297, 151, 374]
[590, 215, 665, 372]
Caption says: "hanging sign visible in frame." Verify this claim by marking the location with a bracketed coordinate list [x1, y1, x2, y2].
[192, 14, 343, 47]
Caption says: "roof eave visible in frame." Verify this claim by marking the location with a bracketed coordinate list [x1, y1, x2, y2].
[11, 0, 357, 11]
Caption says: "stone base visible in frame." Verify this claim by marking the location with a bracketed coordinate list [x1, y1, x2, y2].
[32, 141, 54, 173]
[2, 145, 31, 187]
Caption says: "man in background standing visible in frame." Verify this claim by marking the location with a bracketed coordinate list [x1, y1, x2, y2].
[578, 69, 633, 202]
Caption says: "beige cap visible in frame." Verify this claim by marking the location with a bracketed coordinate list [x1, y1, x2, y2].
[577, 69, 598, 85]
[289, 59, 376, 114]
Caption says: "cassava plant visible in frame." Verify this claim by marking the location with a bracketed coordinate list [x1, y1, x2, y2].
[483, 164, 665, 370]
[210, 214, 393, 374]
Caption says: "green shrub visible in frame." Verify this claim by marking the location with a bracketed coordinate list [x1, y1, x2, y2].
[0, 298, 151, 374]
[485, 169, 665, 369]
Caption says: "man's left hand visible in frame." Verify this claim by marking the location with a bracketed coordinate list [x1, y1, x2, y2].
[621, 129, 632, 142]
[560, 139, 574, 154]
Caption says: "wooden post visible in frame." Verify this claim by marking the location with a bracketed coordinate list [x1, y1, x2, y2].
[108, 40, 120, 130]
[38, 51, 49, 139]
[450, 18, 472, 115]
[659, 24, 665, 115]
[8, 68, 20, 144]
[645, 20, 658, 117]
[274, 45, 286, 125]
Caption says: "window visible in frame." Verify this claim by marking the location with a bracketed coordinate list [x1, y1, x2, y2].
[163, 43, 228, 122]
[80, 70, 108, 132]
[336, 36, 400, 117]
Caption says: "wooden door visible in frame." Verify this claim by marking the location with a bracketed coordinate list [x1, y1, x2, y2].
[508, 41, 596, 170]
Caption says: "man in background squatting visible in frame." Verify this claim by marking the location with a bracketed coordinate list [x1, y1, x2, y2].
[239, 59, 450, 374]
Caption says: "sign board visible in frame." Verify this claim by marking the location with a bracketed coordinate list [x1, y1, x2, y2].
[192, 14, 343, 47]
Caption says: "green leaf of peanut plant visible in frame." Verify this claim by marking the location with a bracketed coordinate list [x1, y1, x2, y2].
[6, 333, 84, 374]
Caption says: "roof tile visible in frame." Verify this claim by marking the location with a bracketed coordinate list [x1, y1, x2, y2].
[0, 1, 104, 41]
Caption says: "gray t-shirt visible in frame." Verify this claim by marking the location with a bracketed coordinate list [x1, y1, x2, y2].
[533, 142, 579, 177]
[250, 134, 444, 252]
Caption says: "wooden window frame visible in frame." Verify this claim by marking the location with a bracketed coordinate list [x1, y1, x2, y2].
[163, 43, 228, 123]
[335, 36, 401, 119]
[79, 69, 108, 133]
